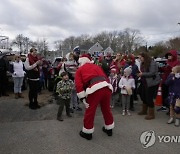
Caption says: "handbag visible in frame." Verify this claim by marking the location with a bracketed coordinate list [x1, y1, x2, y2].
[175, 99, 180, 107]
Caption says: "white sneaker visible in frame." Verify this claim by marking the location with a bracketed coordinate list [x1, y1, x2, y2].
[127, 110, 131, 116]
[174, 119, 180, 127]
[122, 110, 126, 116]
[167, 117, 174, 124]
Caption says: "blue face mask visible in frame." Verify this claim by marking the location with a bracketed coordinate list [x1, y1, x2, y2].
[175, 73, 180, 79]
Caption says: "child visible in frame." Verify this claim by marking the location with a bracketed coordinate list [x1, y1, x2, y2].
[119, 66, 135, 116]
[109, 68, 118, 108]
[165, 65, 180, 127]
[56, 72, 74, 121]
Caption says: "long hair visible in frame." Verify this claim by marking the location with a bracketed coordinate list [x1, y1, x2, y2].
[140, 52, 152, 71]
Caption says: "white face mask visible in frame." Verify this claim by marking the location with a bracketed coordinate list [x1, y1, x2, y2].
[175, 73, 180, 79]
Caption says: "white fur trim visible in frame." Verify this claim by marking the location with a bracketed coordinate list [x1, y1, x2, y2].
[105, 122, 115, 130]
[86, 81, 113, 95]
[82, 127, 94, 134]
[77, 91, 86, 99]
[78, 57, 91, 66]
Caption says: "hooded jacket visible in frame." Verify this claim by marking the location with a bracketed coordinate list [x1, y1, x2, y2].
[161, 50, 180, 83]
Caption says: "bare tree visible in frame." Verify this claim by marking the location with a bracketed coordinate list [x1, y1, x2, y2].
[33, 38, 49, 58]
[11, 34, 33, 54]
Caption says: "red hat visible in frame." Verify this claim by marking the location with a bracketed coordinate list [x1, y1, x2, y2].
[78, 54, 93, 66]
[110, 68, 117, 73]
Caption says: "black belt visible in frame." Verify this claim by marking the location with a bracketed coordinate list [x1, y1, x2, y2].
[89, 76, 107, 85]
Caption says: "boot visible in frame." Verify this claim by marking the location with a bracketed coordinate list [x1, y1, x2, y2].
[29, 102, 37, 110]
[15, 93, 19, 99]
[57, 116, 63, 121]
[34, 101, 41, 109]
[174, 119, 180, 127]
[145, 107, 155, 120]
[66, 107, 72, 117]
[79, 131, 92, 140]
[18, 93, 24, 98]
[138, 104, 148, 115]
[102, 127, 113, 136]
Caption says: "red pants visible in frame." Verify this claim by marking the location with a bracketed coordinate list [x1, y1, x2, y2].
[82, 87, 114, 134]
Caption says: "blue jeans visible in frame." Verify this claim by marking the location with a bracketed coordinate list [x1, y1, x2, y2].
[13, 77, 24, 93]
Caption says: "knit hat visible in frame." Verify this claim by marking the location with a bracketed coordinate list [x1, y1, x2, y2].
[78, 54, 93, 66]
[73, 46, 80, 54]
[124, 66, 132, 76]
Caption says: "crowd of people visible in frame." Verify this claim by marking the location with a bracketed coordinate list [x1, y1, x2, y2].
[0, 47, 180, 140]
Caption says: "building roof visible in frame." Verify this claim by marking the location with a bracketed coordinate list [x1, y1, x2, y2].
[88, 42, 103, 53]
[104, 47, 114, 55]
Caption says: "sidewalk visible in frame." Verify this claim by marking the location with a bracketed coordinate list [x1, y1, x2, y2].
[0, 90, 179, 154]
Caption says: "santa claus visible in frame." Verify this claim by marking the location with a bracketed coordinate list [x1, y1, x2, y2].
[75, 54, 114, 140]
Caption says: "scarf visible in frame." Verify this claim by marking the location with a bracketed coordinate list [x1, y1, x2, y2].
[28, 53, 39, 72]
[28, 53, 39, 65]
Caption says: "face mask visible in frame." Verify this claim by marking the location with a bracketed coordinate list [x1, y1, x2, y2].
[175, 73, 180, 79]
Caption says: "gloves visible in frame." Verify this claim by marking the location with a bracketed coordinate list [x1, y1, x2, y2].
[81, 98, 89, 109]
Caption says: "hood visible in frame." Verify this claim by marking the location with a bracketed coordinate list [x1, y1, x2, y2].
[165, 50, 180, 67]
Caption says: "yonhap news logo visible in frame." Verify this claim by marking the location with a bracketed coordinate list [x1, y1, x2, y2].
[140, 130, 156, 148]
[140, 130, 180, 148]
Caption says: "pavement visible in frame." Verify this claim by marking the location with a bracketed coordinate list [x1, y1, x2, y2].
[0, 90, 179, 154]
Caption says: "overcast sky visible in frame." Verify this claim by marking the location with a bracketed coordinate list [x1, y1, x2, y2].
[0, 0, 180, 49]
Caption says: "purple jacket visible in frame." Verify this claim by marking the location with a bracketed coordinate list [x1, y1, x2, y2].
[165, 74, 180, 98]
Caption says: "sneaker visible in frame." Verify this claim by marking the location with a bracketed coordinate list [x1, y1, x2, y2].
[157, 106, 167, 112]
[122, 110, 126, 116]
[127, 110, 131, 116]
[167, 117, 174, 124]
[174, 119, 180, 127]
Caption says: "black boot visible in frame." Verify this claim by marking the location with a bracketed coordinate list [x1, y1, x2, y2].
[102, 127, 112, 136]
[34, 101, 41, 109]
[57, 116, 63, 121]
[79, 131, 92, 140]
[29, 102, 37, 110]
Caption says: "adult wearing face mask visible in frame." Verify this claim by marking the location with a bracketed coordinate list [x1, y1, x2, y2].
[24, 48, 42, 110]
[158, 50, 180, 112]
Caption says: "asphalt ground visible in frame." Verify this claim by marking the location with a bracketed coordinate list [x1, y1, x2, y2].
[0, 90, 179, 154]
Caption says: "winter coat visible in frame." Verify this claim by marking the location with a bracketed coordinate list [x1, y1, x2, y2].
[141, 60, 161, 87]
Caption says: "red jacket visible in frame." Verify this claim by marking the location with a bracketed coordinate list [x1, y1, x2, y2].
[75, 63, 113, 99]
[161, 50, 180, 83]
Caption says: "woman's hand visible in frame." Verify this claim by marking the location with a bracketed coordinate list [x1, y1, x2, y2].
[137, 72, 143, 77]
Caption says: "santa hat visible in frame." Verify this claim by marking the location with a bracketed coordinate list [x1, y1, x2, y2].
[78, 54, 93, 66]
[124, 66, 132, 76]
[110, 68, 117, 73]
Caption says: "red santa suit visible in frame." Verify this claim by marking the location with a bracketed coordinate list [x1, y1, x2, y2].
[75, 54, 114, 137]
